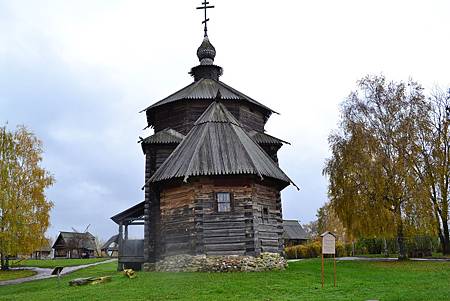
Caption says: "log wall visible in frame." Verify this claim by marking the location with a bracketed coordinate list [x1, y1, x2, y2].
[252, 183, 284, 254]
[151, 100, 266, 135]
[159, 184, 196, 257]
[156, 177, 283, 258]
[192, 177, 254, 256]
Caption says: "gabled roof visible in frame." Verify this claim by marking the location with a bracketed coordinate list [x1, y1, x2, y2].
[142, 128, 185, 145]
[148, 101, 296, 189]
[52, 232, 96, 250]
[141, 78, 277, 114]
[320, 231, 336, 238]
[248, 130, 290, 145]
[283, 220, 308, 240]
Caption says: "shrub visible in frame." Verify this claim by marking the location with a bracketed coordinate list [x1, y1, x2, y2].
[284, 240, 349, 259]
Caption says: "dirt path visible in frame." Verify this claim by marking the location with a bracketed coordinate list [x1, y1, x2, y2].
[0, 259, 116, 286]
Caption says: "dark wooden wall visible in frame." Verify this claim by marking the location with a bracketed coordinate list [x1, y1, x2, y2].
[260, 145, 280, 164]
[149, 100, 267, 135]
[252, 183, 284, 254]
[193, 177, 254, 256]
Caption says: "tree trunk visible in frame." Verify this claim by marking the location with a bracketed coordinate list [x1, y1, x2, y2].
[383, 238, 389, 256]
[395, 207, 407, 260]
[1, 254, 10, 271]
[397, 228, 407, 260]
[442, 219, 450, 255]
[4, 256, 9, 270]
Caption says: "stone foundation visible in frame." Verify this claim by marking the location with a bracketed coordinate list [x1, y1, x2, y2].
[143, 253, 287, 272]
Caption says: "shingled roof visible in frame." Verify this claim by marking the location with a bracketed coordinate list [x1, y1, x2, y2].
[52, 231, 96, 250]
[283, 220, 308, 240]
[248, 130, 290, 145]
[148, 100, 296, 188]
[142, 128, 185, 145]
[141, 78, 277, 115]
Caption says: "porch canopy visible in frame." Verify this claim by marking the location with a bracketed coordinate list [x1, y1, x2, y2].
[111, 201, 144, 225]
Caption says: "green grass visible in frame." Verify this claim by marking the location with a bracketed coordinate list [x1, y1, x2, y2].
[0, 259, 449, 301]
[0, 270, 36, 281]
[354, 253, 450, 259]
[430, 252, 450, 258]
[10, 258, 108, 269]
[353, 253, 399, 258]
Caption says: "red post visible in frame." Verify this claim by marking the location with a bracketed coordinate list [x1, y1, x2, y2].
[333, 254, 336, 287]
[321, 254, 324, 288]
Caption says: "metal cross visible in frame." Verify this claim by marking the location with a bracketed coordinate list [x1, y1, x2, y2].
[196, 1, 215, 37]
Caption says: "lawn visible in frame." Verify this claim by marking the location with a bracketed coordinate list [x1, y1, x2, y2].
[356, 253, 450, 259]
[10, 258, 108, 269]
[0, 259, 449, 301]
[0, 270, 36, 281]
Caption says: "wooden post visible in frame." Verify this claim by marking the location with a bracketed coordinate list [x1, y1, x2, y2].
[118, 222, 123, 271]
[118, 222, 123, 255]
[321, 254, 324, 288]
[125, 224, 129, 240]
[333, 253, 336, 287]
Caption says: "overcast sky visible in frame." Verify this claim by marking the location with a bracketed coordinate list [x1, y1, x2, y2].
[1, 0, 450, 242]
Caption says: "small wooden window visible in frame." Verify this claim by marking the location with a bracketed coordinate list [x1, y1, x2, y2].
[216, 192, 231, 212]
[262, 206, 269, 223]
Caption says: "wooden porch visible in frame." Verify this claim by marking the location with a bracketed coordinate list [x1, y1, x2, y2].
[111, 201, 145, 270]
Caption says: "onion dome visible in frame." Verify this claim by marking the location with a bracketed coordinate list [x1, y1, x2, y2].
[190, 36, 222, 81]
[197, 36, 216, 65]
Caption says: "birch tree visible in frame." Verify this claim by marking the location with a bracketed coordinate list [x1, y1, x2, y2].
[414, 89, 450, 254]
[0, 126, 54, 270]
[324, 75, 431, 259]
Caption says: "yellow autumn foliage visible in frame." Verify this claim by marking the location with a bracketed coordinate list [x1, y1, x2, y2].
[0, 125, 54, 268]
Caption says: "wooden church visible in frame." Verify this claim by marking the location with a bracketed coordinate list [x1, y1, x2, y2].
[111, 2, 296, 271]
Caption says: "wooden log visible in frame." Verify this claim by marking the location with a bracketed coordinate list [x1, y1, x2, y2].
[69, 276, 112, 286]
[204, 243, 246, 251]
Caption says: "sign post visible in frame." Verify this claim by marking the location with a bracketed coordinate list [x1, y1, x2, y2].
[320, 231, 336, 288]
[51, 266, 64, 286]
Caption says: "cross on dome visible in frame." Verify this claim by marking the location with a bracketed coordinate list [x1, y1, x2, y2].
[196, 1, 215, 37]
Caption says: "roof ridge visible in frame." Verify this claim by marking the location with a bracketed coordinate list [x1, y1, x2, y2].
[194, 101, 241, 126]
[230, 123, 263, 180]
[183, 124, 210, 182]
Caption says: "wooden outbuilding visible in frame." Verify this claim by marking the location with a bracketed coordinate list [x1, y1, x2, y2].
[31, 240, 52, 259]
[52, 231, 96, 259]
[282, 220, 308, 247]
[112, 5, 297, 271]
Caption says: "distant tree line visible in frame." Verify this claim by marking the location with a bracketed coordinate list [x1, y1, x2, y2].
[323, 75, 449, 259]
